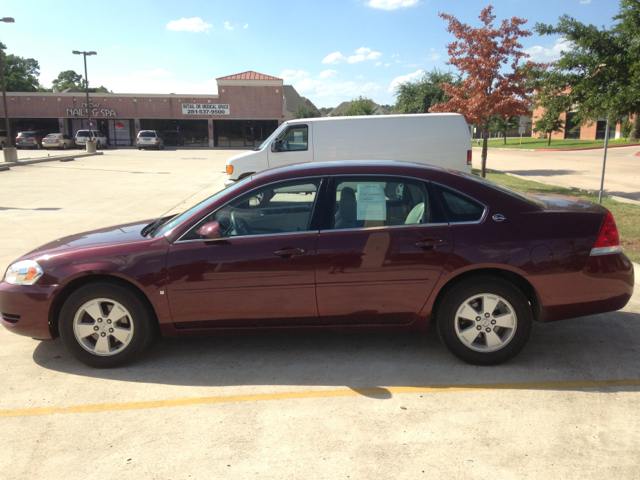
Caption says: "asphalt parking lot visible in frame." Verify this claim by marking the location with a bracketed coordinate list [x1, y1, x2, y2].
[1, 148, 639, 479]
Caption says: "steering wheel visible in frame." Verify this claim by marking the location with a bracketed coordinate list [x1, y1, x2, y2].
[230, 211, 252, 236]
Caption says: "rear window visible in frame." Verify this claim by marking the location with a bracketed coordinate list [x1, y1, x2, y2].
[76, 130, 90, 136]
[433, 185, 486, 223]
[139, 131, 156, 138]
[18, 132, 34, 137]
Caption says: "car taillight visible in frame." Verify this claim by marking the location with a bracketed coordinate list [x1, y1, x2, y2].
[155, 138, 159, 142]
[591, 212, 622, 256]
[467, 150, 472, 165]
[55, 139, 61, 143]
[29, 137, 35, 141]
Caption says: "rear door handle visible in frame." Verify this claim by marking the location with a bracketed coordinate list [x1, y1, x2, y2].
[274, 248, 307, 258]
[415, 239, 449, 249]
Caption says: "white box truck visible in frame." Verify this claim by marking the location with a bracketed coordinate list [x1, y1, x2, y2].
[224, 113, 472, 186]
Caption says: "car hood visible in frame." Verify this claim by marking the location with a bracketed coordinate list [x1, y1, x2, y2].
[25, 220, 153, 258]
[529, 194, 609, 213]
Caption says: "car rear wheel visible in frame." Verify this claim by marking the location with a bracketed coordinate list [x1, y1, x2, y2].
[436, 276, 533, 366]
[59, 282, 156, 368]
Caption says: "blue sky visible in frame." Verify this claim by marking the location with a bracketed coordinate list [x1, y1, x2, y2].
[1, 0, 618, 108]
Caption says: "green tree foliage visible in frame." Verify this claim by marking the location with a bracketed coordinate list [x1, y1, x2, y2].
[489, 116, 520, 144]
[318, 107, 334, 115]
[1, 43, 42, 92]
[531, 0, 640, 141]
[342, 96, 376, 116]
[394, 68, 461, 114]
[52, 70, 111, 93]
[52, 70, 84, 90]
[533, 110, 565, 146]
[293, 104, 319, 119]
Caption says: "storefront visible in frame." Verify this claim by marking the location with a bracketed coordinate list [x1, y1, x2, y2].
[0, 71, 284, 148]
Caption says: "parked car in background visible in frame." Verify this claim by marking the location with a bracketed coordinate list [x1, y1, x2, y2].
[15, 131, 48, 149]
[42, 133, 75, 150]
[0, 161, 633, 368]
[75, 130, 108, 149]
[0, 130, 9, 149]
[225, 113, 472, 186]
[137, 130, 164, 150]
[162, 131, 185, 146]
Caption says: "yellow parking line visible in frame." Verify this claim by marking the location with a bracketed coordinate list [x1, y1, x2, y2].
[1, 379, 639, 418]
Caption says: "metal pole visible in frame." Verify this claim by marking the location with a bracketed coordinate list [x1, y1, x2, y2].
[0, 44, 10, 143]
[83, 53, 90, 129]
[598, 118, 611, 204]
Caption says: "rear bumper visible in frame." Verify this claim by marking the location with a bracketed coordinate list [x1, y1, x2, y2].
[0, 282, 56, 340]
[528, 253, 634, 323]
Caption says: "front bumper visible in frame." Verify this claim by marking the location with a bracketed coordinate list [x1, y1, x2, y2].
[0, 282, 57, 339]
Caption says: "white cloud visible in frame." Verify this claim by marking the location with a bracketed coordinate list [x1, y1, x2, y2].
[367, 0, 420, 10]
[322, 47, 382, 64]
[356, 75, 364, 79]
[375, 61, 382, 67]
[132, 68, 174, 77]
[427, 52, 441, 60]
[392, 54, 400, 58]
[167, 17, 212, 33]
[294, 78, 323, 93]
[319, 69, 337, 79]
[579, 0, 592, 4]
[223, 22, 233, 30]
[524, 38, 572, 62]
[389, 69, 425, 92]
[280, 70, 309, 82]
[384, 63, 391, 67]
[244, 23, 249, 29]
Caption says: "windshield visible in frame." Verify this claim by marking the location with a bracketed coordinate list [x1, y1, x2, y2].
[150, 177, 251, 238]
[256, 125, 284, 150]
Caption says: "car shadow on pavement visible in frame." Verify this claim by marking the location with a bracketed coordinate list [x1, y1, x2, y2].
[32, 310, 640, 396]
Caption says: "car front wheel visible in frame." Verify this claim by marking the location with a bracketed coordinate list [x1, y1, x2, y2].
[436, 276, 533, 366]
[59, 282, 155, 368]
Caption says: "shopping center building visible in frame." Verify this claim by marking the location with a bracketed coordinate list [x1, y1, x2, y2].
[0, 71, 284, 148]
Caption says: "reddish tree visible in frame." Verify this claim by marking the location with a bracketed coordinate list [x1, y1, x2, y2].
[429, 6, 546, 177]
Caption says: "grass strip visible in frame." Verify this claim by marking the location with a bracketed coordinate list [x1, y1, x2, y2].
[472, 138, 640, 150]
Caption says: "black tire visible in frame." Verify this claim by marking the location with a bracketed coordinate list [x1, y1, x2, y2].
[63, 143, 67, 150]
[59, 282, 156, 368]
[436, 276, 533, 366]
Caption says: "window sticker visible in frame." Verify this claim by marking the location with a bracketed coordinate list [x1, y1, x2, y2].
[357, 184, 387, 221]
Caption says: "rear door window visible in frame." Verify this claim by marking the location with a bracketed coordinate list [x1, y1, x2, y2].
[330, 176, 435, 229]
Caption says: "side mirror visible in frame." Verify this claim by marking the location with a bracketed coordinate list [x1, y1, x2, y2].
[271, 140, 280, 152]
[197, 221, 222, 240]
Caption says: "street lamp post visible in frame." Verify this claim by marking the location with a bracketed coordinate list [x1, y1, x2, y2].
[1, 17, 16, 163]
[72, 50, 96, 150]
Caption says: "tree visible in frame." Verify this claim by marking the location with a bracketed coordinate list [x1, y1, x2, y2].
[533, 111, 565, 146]
[394, 68, 461, 114]
[52, 70, 112, 93]
[532, 0, 640, 142]
[319, 107, 334, 115]
[52, 70, 84, 90]
[489, 115, 520, 144]
[1, 43, 42, 92]
[293, 104, 319, 119]
[429, 6, 546, 177]
[342, 96, 376, 116]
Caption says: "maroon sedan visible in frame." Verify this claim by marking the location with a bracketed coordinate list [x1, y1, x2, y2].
[0, 161, 634, 367]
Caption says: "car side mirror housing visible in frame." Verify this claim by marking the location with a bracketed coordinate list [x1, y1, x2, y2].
[271, 141, 280, 153]
[197, 221, 222, 240]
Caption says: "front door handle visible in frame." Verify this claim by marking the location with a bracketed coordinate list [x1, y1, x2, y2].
[274, 247, 307, 258]
[415, 239, 449, 249]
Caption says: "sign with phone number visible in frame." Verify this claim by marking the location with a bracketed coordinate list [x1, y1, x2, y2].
[182, 104, 230, 115]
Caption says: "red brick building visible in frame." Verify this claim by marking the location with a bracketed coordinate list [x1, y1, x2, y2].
[0, 71, 284, 147]
[531, 104, 629, 141]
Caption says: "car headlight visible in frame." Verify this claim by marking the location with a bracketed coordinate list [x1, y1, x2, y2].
[4, 260, 44, 285]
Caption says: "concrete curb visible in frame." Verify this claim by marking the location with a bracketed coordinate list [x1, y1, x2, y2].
[472, 144, 640, 152]
[2, 151, 104, 168]
[501, 171, 640, 206]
